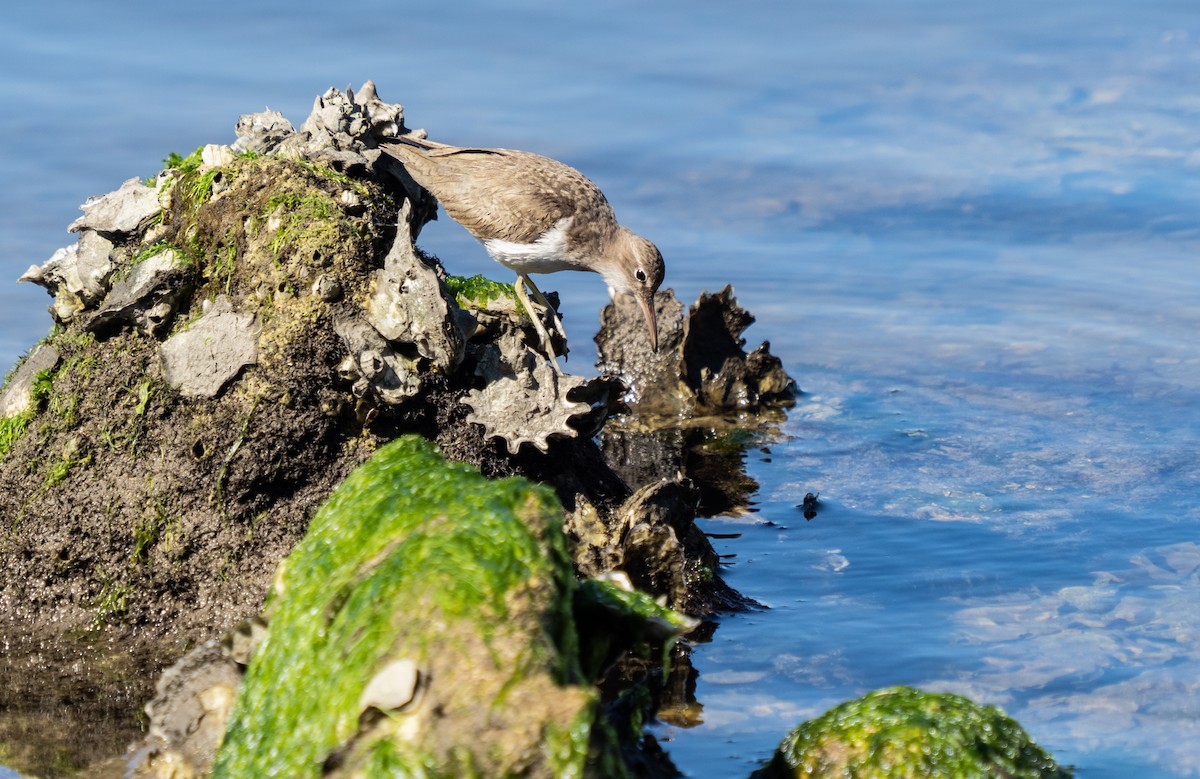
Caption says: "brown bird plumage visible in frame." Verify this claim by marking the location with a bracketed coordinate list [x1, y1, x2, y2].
[379, 136, 664, 368]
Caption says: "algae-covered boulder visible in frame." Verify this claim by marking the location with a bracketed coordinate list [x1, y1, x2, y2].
[207, 435, 610, 778]
[752, 686, 1072, 779]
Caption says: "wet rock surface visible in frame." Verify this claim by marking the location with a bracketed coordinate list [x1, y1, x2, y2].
[0, 82, 797, 778]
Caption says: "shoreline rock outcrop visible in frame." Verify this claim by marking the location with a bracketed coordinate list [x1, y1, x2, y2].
[0, 82, 796, 778]
[0, 82, 1073, 779]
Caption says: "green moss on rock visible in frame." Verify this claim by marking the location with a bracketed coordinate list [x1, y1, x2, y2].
[445, 274, 516, 306]
[0, 368, 52, 461]
[753, 686, 1071, 779]
[210, 435, 611, 778]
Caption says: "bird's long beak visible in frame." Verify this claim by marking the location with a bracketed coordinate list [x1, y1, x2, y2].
[638, 291, 659, 352]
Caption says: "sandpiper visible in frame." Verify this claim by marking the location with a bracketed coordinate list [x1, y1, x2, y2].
[378, 136, 664, 372]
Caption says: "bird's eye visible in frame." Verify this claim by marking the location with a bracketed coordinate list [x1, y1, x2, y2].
[635, 268, 647, 283]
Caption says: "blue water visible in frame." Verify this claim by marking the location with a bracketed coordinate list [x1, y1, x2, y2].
[3, 2, 1199, 776]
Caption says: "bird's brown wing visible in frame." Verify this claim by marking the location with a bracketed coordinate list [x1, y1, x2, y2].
[379, 143, 614, 243]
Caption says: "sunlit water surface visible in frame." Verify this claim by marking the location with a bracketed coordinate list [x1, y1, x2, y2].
[2, 2, 1198, 777]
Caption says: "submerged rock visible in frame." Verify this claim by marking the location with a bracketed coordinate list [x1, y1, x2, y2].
[752, 686, 1073, 779]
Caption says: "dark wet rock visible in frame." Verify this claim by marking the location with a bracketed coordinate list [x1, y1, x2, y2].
[19, 230, 116, 323]
[596, 284, 794, 521]
[601, 421, 766, 516]
[598, 284, 796, 415]
[68, 177, 162, 237]
[567, 479, 747, 616]
[159, 296, 260, 398]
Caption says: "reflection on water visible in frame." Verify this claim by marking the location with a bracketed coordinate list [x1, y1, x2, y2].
[3, 0, 1200, 776]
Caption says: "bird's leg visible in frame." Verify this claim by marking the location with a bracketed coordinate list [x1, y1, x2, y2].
[514, 274, 564, 375]
[520, 275, 569, 345]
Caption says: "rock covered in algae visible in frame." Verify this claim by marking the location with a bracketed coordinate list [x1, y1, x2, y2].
[751, 686, 1072, 779]
[0, 92, 427, 637]
[208, 436, 606, 778]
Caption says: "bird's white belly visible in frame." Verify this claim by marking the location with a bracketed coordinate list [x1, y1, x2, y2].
[482, 220, 589, 275]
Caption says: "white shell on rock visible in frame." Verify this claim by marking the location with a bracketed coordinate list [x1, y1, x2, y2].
[461, 328, 594, 455]
[0, 344, 59, 419]
[365, 207, 464, 375]
[19, 230, 115, 322]
[89, 246, 189, 335]
[359, 658, 422, 713]
[334, 316, 422, 404]
[68, 177, 161, 236]
[160, 296, 260, 398]
[200, 144, 236, 169]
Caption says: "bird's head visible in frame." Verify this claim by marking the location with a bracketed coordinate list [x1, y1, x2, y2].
[604, 228, 665, 351]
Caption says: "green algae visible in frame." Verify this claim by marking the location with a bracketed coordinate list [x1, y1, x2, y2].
[210, 435, 600, 778]
[753, 686, 1072, 779]
[444, 274, 515, 305]
[574, 577, 697, 682]
[444, 273, 539, 320]
[1, 334, 95, 463]
[164, 148, 205, 175]
[0, 368, 52, 461]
